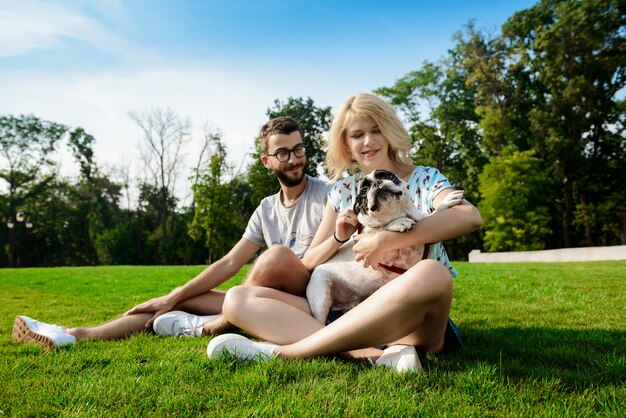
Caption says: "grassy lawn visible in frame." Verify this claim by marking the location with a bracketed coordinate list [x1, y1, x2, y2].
[1, 262, 624, 417]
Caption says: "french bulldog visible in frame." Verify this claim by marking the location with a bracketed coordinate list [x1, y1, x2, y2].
[306, 169, 463, 323]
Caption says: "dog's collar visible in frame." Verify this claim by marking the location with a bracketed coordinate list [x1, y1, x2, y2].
[377, 243, 431, 275]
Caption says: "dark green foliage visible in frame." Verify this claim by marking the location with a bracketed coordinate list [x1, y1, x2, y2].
[464, 0, 626, 249]
[383, 0, 625, 252]
[478, 151, 552, 251]
[190, 134, 255, 263]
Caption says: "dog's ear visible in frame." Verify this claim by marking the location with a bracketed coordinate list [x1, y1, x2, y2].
[353, 177, 371, 216]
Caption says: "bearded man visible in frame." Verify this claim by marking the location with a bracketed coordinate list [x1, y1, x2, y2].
[13, 117, 328, 348]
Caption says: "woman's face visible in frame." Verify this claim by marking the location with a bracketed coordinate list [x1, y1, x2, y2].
[344, 116, 390, 173]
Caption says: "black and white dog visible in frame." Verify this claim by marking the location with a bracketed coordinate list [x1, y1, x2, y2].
[306, 170, 463, 323]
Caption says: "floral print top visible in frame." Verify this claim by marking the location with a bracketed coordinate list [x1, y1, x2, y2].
[328, 166, 459, 278]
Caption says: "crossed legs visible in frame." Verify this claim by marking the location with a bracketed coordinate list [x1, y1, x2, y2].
[69, 246, 309, 341]
[222, 259, 453, 359]
[201, 245, 311, 335]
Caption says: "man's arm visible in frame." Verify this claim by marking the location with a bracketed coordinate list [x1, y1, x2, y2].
[124, 238, 261, 322]
[168, 238, 261, 302]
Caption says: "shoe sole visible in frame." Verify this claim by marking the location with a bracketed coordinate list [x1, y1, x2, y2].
[207, 334, 276, 362]
[376, 345, 423, 373]
[207, 334, 249, 359]
[12, 316, 55, 349]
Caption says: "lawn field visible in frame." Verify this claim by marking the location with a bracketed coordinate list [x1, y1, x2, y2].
[1, 262, 625, 416]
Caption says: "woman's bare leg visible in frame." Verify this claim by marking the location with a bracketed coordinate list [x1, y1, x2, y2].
[279, 260, 452, 357]
[203, 245, 311, 336]
[224, 259, 452, 358]
[223, 285, 320, 344]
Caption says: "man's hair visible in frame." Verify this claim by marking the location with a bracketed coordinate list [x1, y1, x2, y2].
[258, 116, 302, 153]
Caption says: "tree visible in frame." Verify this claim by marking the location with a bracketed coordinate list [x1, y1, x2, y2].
[463, 0, 626, 247]
[129, 107, 191, 264]
[190, 134, 254, 263]
[504, 0, 626, 247]
[0, 115, 67, 266]
[478, 151, 552, 251]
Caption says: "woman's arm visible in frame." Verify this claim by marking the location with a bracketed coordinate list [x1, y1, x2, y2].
[301, 202, 359, 271]
[353, 189, 482, 269]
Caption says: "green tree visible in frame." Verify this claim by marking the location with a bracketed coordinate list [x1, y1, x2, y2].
[463, 0, 626, 247]
[0, 115, 67, 266]
[190, 134, 254, 263]
[504, 0, 626, 247]
[67, 127, 126, 265]
[129, 107, 191, 264]
[478, 151, 552, 251]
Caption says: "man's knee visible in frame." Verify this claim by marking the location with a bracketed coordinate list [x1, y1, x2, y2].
[245, 246, 310, 295]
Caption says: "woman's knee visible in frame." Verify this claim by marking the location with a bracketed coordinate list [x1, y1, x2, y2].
[404, 260, 453, 303]
[222, 285, 249, 322]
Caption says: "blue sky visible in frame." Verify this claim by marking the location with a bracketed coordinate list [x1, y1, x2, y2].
[0, 0, 537, 200]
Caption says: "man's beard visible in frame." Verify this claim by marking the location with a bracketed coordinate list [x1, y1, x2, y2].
[273, 162, 307, 187]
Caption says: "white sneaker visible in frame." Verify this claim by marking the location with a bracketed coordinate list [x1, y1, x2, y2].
[12, 316, 77, 349]
[375, 345, 423, 373]
[152, 311, 219, 337]
[207, 333, 278, 362]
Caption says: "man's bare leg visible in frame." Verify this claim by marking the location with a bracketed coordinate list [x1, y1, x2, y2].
[66, 290, 225, 341]
[202, 246, 310, 336]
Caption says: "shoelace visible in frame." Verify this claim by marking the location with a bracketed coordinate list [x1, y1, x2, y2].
[174, 316, 200, 337]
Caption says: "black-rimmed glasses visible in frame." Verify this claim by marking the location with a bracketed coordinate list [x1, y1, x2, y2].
[266, 145, 306, 162]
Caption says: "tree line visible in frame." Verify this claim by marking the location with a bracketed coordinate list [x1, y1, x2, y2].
[1, 0, 624, 267]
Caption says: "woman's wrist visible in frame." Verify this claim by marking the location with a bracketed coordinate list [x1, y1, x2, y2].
[333, 231, 350, 244]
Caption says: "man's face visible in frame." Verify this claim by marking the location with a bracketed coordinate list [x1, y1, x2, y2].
[262, 131, 307, 187]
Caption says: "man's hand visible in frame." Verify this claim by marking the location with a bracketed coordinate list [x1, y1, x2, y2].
[123, 295, 176, 329]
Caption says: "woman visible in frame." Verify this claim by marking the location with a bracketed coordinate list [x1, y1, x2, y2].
[208, 93, 482, 371]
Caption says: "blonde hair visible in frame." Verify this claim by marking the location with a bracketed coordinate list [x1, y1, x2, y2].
[325, 93, 412, 182]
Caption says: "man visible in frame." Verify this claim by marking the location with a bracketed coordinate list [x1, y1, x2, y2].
[13, 116, 328, 348]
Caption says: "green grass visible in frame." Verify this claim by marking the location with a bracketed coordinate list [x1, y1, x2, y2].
[1, 262, 625, 417]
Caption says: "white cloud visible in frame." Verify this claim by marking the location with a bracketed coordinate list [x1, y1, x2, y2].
[0, 64, 306, 204]
[0, 0, 129, 56]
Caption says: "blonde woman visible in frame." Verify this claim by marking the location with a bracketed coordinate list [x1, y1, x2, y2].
[208, 93, 482, 371]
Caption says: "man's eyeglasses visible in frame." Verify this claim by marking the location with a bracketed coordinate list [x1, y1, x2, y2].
[266, 146, 306, 162]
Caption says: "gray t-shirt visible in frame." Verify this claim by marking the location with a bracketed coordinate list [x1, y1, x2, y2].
[243, 175, 328, 258]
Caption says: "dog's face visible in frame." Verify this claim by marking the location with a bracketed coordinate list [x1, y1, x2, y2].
[353, 170, 411, 228]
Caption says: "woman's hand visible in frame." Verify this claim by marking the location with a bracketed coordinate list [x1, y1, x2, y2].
[353, 231, 393, 269]
[124, 295, 176, 329]
[335, 208, 359, 242]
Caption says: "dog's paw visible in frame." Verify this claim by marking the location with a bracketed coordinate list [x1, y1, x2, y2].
[436, 190, 464, 212]
[386, 217, 416, 232]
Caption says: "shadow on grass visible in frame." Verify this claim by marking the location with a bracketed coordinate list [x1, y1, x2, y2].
[440, 325, 626, 388]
